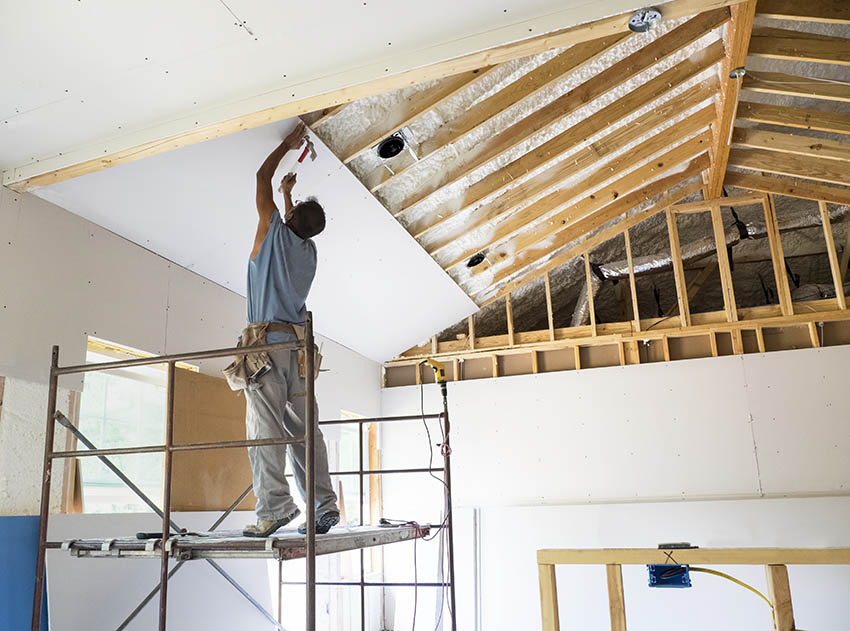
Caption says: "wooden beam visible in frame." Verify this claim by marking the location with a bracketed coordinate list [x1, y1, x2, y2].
[743, 71, 850, 103]
[451, 107, 716, 271]
[574, 346, 582, 370]
[710, 204, 738, 322]
[757, 0, 850, 24]
[538, 546, 850, 565]
[606, 565, 627, 631]
[491, 355, 499, 378]
[710, 330, 719, 356]
[538, 564, 561, 631]
[468, 315, 476, 350]
[841, 215, 850, 283]
[749, 27, 850, 66]
[706, 0, 757, 198]
[544, 273, 555, 342]
[724, 171, 850, 206]
[506, 294, 515, 346]
[737, 101, 850, 136]
[387, 9, 731, 208]
[473, 136, 712, 293]
[340, 67, 495, 163]
[372, 33, 627, 187]
[531, 350, 539, 374]
[756, 326, 765, 352]
[584, 253, 597, 336]
[763, 195, 794, 317]
[728, 148, 850, 187]
[732, 128, 850, 163]
[662, 335, 671, 361]
[624, 230, 641, 333]
[408, 49, 723, 237]
[3, 0, 749, 193]
[672, 193, 764, 213]
[666, 208, 691, 327]
[818, 201, 847, 309]
[481, 160, 708, 304]
[765, 565, 795, 631]
[303, 104, 347, 128]
[808, 321, 822, 348]
[665, 261, 718, 317]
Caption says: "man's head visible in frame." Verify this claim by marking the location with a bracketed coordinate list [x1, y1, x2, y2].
[287, 197, 326, 240]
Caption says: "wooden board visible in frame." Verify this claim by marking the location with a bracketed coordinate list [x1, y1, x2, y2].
[756, 0, 850, 24]
[724, 171, 850, 205]
[737, 101, 850, 136]
[171, 369, 253, 512]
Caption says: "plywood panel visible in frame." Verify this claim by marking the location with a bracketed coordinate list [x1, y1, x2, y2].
[171, 369, 252, 512]
[34, 122, 476, 362]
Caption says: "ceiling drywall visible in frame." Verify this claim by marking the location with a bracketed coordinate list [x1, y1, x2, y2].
[33, 119, 476, 363]
[0, 0, 656, 184]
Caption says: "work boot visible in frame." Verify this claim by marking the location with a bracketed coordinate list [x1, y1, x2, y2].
[298, 510, 340, 535]
[243, 508, 300, 537]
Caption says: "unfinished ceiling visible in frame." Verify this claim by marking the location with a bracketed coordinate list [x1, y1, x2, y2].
[303, 0, 850, 345]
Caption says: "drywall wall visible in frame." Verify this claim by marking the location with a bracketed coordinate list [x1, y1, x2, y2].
[30, 120, 476, 362]
[380, 345, 850, 629]
[0, 186, 382, 515]
[1, 0, 657, 185]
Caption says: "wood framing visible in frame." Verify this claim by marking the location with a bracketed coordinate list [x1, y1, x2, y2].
[728, 149, 850, 187]
[732, 128, 850, 163]
[736, 101, 850, 136]
[765, 565, 796, 631]
[710, 203, 739, 323]
[624, 230, 641, 333]
[763, 194, 795, 317]
[606, 565, 627, 631]
[818, 201, 847, 310]
[584, 253, 597, 336]
[544, 273, 555, 341]
[756, 0, 850, 25]
[706, 0, 757, 198]
[724, 171, 850, 205]
[666, 207, 691, 327]
[743, 71, 850, 103]
[748, 27, 850, 65]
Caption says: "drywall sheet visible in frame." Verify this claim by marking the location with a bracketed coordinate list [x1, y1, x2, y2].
[383, 355, 762, 506]
[33, 120, 476, 362]
[0, 516, 48, 631]
[743, 346, 850, 496]
[1, 0, 649, 181]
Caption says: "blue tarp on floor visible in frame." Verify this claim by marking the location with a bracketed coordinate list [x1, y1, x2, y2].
[0, 516, 48, 631]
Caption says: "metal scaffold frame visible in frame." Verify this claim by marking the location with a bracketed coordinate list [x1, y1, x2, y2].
[31, 311, 457, 631]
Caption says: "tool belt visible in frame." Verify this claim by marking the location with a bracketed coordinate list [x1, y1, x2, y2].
[222, 321, 322, 391]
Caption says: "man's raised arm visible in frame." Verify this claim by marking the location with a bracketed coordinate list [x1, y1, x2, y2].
[252, 123, 306, 258]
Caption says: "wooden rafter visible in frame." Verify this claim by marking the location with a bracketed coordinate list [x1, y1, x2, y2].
[763, 194, 794, 317]
[385, 8, 731, 211]
[666, 208, 691, 326]
[756, 0, 850, 24]
[728, 149, 850, 187]
[468, 134, 713, 294]
[724, 171, 850, 205]
[748, 27, 850, 66]
[818, 201, 847, 310]
[369, 33, 628, 188]
[445, 104, 717, 271]
[339, 67, 496, 162]
[731, 128, 850, 163]
[408, 44, 724, 238]
[736, 101, 850, 136]
[479, 156, 709, 304]
[705, 0, 756, 199]
[742, 71, 850, 103]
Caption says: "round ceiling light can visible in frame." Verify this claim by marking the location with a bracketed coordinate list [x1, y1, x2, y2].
[628, 8, 662, 33]
[376, 134, 406, 160]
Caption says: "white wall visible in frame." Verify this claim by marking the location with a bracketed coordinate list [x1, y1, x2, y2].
[381, 346, 850, 630]
[0, 186, 382, 515]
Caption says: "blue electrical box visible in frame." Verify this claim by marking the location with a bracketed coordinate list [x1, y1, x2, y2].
[647, 564, 691, 588]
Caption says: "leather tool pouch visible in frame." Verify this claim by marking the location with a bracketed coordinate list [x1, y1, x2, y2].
[291, 324, 322, 380]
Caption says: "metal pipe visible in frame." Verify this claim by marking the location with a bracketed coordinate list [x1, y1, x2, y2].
[159, 362, 176, 631]
[54, 411, 182, 533]
[359, 421, 366, 631]
[304, 312, 317, 631]
[116, 562, 184, 631]
[208, 484, 253, 532]
[206, 559, 285, 631]
[318, 413, 442, 426]
[51, 436, 304, 459]
[31, 345, 59, 631]
[442, 395, 458, 631]
[54, 340, 301, 375]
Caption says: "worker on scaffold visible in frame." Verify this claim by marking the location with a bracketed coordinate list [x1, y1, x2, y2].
[229, 122, 339, 537]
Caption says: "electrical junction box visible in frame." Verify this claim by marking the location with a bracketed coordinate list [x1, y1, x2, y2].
[647, 564, 691, 588]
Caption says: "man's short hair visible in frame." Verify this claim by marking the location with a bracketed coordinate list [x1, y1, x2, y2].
[290, 198, 326, 239]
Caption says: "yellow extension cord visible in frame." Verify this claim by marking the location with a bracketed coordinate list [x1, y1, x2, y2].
[688, 567, 777, 630]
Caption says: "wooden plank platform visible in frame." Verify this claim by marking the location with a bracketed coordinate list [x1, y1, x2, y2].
[47, 524, 428, 561]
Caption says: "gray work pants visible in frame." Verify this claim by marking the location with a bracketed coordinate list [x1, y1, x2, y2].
[244, 347, 338, 521]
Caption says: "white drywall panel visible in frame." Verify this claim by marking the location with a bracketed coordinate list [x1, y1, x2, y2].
[32, 120, 476, 362]
[477, 498, 850, 631]
[743, 347, 850, 496]
[1, 0, 653, 182]
[382, 356, 762, 506]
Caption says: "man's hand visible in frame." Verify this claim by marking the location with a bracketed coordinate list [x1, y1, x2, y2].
[283, 122, 306, 151]
[279, 172, 296, 195]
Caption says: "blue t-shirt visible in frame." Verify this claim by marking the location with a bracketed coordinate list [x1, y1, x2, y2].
[247, 212, 317, 342]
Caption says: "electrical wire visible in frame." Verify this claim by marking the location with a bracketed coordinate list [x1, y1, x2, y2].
[689, 567, 776, 629]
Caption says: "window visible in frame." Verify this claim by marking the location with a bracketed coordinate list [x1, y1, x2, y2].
[77, 338, 196, 513]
